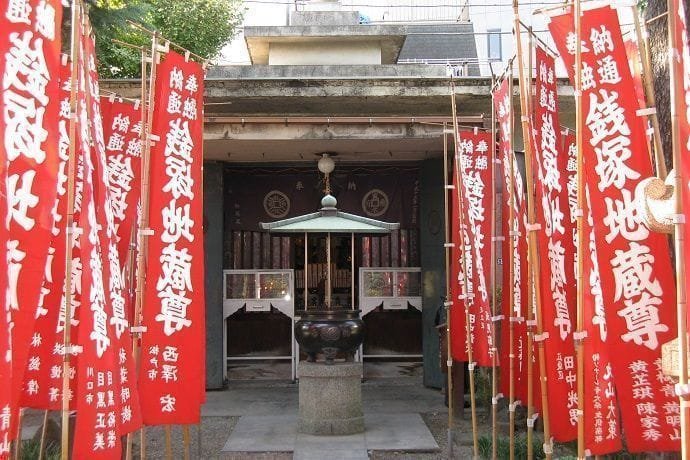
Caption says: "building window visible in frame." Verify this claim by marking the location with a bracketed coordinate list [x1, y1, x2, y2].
[487, 29, 502, 61]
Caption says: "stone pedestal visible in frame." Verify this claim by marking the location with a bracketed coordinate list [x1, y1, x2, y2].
[297, 361, 365, 435]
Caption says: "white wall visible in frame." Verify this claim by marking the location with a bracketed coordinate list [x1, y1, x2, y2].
[268, 41, 382, 65]
[469, 1, 637, 78]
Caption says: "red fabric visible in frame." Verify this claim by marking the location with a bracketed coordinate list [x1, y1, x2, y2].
[72, 28, 142, 458]
[455, 130, 494, 366]
[140, 51, 206, 425]
[531, 47, 577, 442]
[492, 78, 529, 404]
[100, 97, 142, 268]
[623, 38, 647, 110]
[449, 166, 467, 362]
[0, 0, 63, 442]
[20, 58, 81, 412]
[549, 6, 680, 452]
[671, 0, 690, 346]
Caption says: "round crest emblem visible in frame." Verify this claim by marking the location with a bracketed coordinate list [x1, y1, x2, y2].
[362, 189, 389, 217]
[263, 190, 290, 218]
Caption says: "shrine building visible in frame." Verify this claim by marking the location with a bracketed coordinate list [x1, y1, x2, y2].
[102, 3, 574, 391]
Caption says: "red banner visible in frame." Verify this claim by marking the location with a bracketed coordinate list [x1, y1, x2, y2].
[140, 51, 206, 425]
[492, 78, 529, 403]
[456, 130, 494, 366]
[73, 28, 142, 458]
[21, 57, 79, 412]
[623, 37, 646, 110]
[449, 164, 467, 362]
[583, 181, 623, 455]
[1, 0, 63, 439]
[101, 97, 142, 265]
[531, 46, 577, 442]
[549, 6, 680, 451]
[671, 0, 690, 333]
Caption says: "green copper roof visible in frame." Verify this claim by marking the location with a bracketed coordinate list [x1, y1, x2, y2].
[259, 194, 399, 234]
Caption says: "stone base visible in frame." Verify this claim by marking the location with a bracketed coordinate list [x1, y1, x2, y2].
[297, 361, 364, 435]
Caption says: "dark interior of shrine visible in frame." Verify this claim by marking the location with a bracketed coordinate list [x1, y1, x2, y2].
[222, 164, 424, 379]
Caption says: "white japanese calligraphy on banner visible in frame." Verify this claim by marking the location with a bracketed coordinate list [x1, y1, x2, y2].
[0, 0, 63, 443]
[549, 6, 679, 451]
[141, 51, 205, 425]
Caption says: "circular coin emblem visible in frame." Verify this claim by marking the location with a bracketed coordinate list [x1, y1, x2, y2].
[263, 190, 290, 218]
[362, 189, 389, 217]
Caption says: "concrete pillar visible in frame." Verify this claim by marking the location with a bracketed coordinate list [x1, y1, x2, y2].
[420, 158, 445, 389]
[204, 161, 225, 390]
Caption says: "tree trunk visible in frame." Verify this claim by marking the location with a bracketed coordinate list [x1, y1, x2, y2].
[645, 0, 690, 171]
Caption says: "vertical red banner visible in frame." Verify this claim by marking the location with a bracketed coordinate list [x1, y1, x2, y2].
[531, 46, 577, 442]
[549, 6, 680, 451]
[449, 165, 467, 362]
[456, 130, 494, 366]
[140, 51, 206, 425]
[73, 27, 142, 458]
[0, 0, 63, 440]
[671, 0, 690, 332]
[21, 57, 80, 412]
[492, 78, 528, 403]
[101, 97, 142, 265]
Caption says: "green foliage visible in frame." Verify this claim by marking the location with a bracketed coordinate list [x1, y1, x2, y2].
[478, 434, 545, 460]
[21, 439, 60, 460]
[87, 0, 246, 78]
[474, 366, 492, 408]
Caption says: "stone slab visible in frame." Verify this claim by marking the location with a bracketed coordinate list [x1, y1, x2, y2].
[221, 412, 439, 454]
[222, 414, 297, 452]
[364, 413, 439, 451]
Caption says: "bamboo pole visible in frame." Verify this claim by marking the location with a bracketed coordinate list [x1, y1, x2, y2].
[668, 2, 690, 458]
[182, 426, 190, 460]
[505, 64, 517, 460]
[632, 6, 667, 179]
[573, 0, 586, 458]
[523, 18, 536, 460]
[13, 409, 23, 460]
[130, 30, 161, 459]
[127, 49, 149, 460]
[489, 76, 499, 460]
[442, 120, 455, 459]
[39, 410, 49, 460]
[61, 1, 83, 458]
[125, 21, 209, 66]
[513, 9, 554, 459]
[164, 425, 172, 459]
[450, 82, 480, 459]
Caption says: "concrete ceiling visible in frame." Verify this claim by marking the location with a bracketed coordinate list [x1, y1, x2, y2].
[204, 136, 446, 163]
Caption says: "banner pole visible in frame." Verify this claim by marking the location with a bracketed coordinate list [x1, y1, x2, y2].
[442, 118, 454, 459]
[450, 81, 480, 459]
[489, 76, 499, 460]
[38, 410, 49, 460]
[61, 1, 83, 458]
[507, 63, 517, 460]
[513, 6, 553, 459]
[125, 226, 139, 460]
[132, 28, 161, 459]
[668, 1, 690, 458]
[632, 6, 667, 179]
[164, 425, 172, 459]
[13, 409, 23, 460]
[573, 0, 586, 458]
[182, 426, 190, 460]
